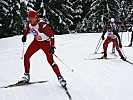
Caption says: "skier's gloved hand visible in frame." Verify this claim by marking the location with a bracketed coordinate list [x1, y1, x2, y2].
[22, 35, 27, 42]
[119, 42, 122, 48]
[49, 46, 56, 54]
[102, 35, 105, 40]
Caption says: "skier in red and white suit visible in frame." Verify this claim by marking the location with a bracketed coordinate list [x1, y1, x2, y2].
[101, 18, 126, 60]
[19, 10, 66, 87]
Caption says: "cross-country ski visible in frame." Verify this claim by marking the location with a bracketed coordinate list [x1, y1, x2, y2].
[0, 81, 48, 88]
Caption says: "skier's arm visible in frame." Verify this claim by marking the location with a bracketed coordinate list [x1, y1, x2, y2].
[22, 22, 30, 42]
[24, 21, 30, 36]
[41, 23, 56, 54]
[40, 22, 55, 46]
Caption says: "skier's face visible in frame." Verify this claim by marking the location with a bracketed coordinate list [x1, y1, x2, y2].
[28, 17, 37, 24]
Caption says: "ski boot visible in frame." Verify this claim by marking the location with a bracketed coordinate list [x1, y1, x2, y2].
[112, 48, 115, 54]
[18, 73, 30, 84]
[101, 53, 107, 59]
[58, 76, 67, 87]
[121, 55, 126, 61]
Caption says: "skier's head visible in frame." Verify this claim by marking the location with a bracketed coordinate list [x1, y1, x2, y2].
[28, 10, 38, 25]
[111, 18, 115, 23]
[28, 10, 38, 18]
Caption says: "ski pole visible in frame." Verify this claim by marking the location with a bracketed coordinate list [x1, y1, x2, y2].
[21, 43, 25, 60]
[54, 54, 74, 72]
[94, 37, 101, 53]
[96, 39, 103, 53]
[120, 48, 127, 58]
[95, 37, 102, 54]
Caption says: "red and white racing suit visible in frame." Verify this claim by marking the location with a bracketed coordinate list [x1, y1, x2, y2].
[103, 31, 123, 56]
[23, 20, 61, 77]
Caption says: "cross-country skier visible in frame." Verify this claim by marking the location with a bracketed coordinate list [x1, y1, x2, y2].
[18, 10, 66, 87]
[102, 18, 116, 53]
[128, 23, 133, 46]
[101, 18, 126, 60]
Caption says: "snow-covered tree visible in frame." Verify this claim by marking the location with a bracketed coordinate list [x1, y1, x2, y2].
[77, 0, 93, 33]
[0, 0, 22, 38]
[0, 0, 9, 38]
[70, 0, 83, 33]
[35, 0, 74, 34]
[124, 0, 133, 22]
[87, 0, 120, 32]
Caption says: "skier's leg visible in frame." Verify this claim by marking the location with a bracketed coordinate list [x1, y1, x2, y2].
[24, 40, 40, 73]
[45, 53, 66, 87]
[102, 37, 111, 58]
[112, 42, 115, 53]
[19, 40, 40, 83]
[46, 54, 61, 77]
[39, 41, 61, 77]
[113, 39, 122, 56]
[40, 41, 66, 87]
[113, 41, 116, 48]
[113, 38, 125, 60]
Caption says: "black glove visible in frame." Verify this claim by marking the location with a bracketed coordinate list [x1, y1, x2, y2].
[102, 35, 105, 40]
[119, 42, 122, 48]
[49, 46, 56, 54]
[22, 35, 27, 42]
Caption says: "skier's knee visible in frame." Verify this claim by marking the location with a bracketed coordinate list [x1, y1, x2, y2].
[116, 48, 120, 51]
[50, 61, 57, 67]
[24, 55, 29, 62]
[103, 44, 107, 48]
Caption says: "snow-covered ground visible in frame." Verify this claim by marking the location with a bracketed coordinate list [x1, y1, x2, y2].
[0, 32, 133, 100]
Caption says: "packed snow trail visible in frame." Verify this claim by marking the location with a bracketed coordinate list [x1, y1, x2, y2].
[0, 32, 133, 100]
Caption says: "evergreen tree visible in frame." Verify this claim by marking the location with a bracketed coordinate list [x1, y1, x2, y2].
[124, 0, 133, 22]
[0, 0, 10, 38]
[38, 0, 74, 34]
[8, 0, 22, 35]
[70, 0, 83, 33]
[88, 0, 120, 32]
[78, 0, 93, 33]
[0, 0, 22, 38]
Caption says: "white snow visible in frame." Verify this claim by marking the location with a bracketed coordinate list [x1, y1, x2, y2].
[0, 32, 133, 100]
